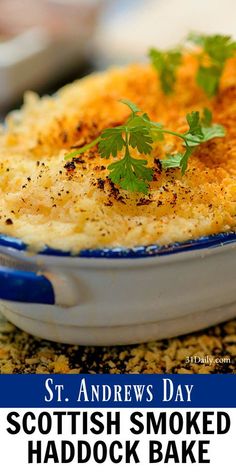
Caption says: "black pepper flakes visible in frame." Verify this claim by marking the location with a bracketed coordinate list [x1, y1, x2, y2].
[104, 200, 113, 207]
[137, 198, 153, 206]
[97, 178, 105, 190]
[64, 161, 76, 171]
[108, 181, 126, 203]
[154, 158, 163, 171]
[73, 157, 85, 164]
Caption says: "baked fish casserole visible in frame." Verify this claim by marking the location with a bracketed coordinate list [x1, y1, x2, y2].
[0, 35, 236, 254]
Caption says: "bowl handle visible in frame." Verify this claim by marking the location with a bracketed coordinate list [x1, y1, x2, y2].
[0, 267, 55, 305]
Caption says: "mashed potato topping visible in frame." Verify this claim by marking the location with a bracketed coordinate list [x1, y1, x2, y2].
[0, 55, 236, 253]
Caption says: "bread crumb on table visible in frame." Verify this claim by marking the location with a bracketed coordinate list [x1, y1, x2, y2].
[0, 314, 235, 374]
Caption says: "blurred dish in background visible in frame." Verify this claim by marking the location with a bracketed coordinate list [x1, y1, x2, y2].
[94, 0, 236, 66]
[0, 0, 103, 107]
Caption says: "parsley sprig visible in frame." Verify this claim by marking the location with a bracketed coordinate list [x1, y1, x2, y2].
[149, 48, 182, 94]
[65, 100, 225, 194]
[188, 33, 236, 96]
[150, 34, 236, 97]
[161, 108, 225, 173]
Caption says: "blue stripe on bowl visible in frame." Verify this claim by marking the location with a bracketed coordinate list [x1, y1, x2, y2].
[0, 231, 236, 258]
[0, 267, 55, 304]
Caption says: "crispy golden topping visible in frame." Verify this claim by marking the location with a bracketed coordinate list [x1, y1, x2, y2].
[0, 55, 236, 252]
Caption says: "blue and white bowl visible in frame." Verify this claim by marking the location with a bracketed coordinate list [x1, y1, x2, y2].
[0, 231, 236, 345]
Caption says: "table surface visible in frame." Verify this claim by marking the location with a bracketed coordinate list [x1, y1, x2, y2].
[0, 314, 235, 374]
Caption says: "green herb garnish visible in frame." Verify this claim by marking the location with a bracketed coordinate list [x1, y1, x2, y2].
[188, 33, 236, 96]
[149, 34, 236, 97]
[65, 100, 225, 193]
[149, 48, 182, 94]
[161, 108, 225, 173]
